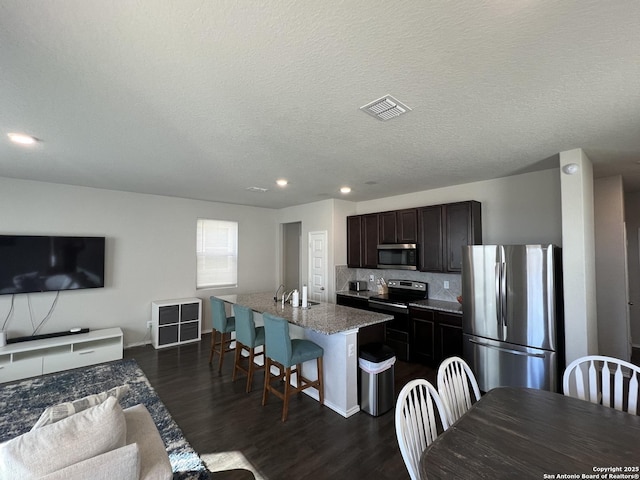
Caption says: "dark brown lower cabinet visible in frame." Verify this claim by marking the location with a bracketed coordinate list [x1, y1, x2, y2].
[437, 312, 464, 360]
[410, 307, 462, 365]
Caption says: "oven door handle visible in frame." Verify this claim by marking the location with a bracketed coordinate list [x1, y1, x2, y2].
[368, 299, 408, 310]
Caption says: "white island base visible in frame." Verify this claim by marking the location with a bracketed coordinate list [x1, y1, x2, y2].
[288, 324, 360, 418]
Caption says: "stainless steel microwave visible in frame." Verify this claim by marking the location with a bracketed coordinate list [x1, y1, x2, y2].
[377, 244, 418, 270]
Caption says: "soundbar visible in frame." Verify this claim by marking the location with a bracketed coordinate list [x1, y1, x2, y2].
[7, 328, 90, 344]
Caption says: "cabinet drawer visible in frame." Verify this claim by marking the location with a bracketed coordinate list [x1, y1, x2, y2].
[385, 327, 408, 343]
[0, 357, 43, 383]
[43, 344, 120, 374]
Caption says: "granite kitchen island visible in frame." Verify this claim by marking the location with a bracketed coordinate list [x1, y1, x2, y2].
[215, 293, 393, 418]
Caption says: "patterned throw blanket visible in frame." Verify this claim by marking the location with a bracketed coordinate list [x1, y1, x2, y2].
[0, 359, 210, 480]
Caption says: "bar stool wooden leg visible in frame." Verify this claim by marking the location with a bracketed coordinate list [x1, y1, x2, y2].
[246, 349, 255, 393]
[283, 367, 292, 422]
[208, 329, 218, 364]
[232, 341, 242, 382]
[317, 356, 324, 405]
[217, 332, 226, 372]
[262, 357, 271, 406]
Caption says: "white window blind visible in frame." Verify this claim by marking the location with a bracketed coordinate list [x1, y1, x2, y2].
[196, 219, 238, 288]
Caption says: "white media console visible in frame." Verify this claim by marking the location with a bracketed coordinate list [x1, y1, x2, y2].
[0, 327, 123, 384]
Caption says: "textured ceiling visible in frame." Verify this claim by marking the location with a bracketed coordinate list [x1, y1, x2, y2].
[1, 1, 639, 209]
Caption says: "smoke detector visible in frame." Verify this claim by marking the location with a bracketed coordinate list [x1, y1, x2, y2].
[360, 95, 411, 121]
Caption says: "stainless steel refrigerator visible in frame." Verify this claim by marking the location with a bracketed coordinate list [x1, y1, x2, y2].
[462, 244, 564, 392]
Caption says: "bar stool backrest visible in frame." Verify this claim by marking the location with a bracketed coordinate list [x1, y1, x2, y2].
[262, 313, 293, 367]
[234, 304, 257, 347]
[211, 297, 232, 332]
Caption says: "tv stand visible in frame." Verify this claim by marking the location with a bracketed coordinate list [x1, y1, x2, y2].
[0, 328, 123, 383]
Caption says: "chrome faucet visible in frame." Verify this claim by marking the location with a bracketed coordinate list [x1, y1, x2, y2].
[274, 284, 285, 302]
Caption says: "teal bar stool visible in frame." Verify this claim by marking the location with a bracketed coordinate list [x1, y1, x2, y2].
[209, 297, 236, 372]
[232, 304, 265, 392]
[261, 313, 324, 422]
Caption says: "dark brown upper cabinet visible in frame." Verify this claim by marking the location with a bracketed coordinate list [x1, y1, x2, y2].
[418, 205, 444, 272]
[347, 215, 362, 268]
[347, 214, 379, 268]
[349, 201, 480, 272]
[419, 201, 482, 273]
[378, 208, 418, 244]
[445, 201, 482, 272]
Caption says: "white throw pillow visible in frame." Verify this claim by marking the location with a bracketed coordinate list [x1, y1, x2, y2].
[0, 396, 126, 479]
[31, 384, 129, 430]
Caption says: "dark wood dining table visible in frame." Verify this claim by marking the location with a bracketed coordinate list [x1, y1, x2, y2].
[420, 387, 640, 479]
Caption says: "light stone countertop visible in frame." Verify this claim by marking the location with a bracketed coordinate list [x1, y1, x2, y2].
[215, 293, 393, 335]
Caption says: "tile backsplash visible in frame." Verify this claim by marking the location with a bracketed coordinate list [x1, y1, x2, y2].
[335, 265, 461, 302]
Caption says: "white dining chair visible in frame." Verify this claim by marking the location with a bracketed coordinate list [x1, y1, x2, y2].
[395, 379, 450, 480]
[437, 356, 481, 424]
[563, 355, 640, 415]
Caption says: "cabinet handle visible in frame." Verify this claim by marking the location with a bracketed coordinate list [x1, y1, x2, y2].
[79, 350, 95, 355]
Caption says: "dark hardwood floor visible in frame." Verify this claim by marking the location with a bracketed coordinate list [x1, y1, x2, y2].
[124, 334, 435, 480]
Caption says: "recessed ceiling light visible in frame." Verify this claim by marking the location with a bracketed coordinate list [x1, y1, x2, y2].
[340, 186, 351, 194]
[8, 133, 38, 145]
[276, 179, 288, 187]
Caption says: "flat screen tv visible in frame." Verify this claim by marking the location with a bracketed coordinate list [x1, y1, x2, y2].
[0, 235, 105, 295]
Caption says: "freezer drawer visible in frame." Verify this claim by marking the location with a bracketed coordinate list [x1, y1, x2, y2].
[463, 334, 558, 392]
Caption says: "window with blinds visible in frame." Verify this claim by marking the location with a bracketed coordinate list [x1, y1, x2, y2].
[196, 219, 238, 288]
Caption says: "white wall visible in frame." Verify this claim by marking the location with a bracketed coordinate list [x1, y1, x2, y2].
[0, 177, 277, 346]
[594, 175, 631, 360]
[560, 149, 598, 362]
[625, 191, 640, 347]
[356, 168, 562, 246]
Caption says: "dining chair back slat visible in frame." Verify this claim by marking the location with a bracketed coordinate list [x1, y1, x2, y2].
[563, 355, 640, 415]
[395, 379, 450, 480]
[436, 356, 481, 424]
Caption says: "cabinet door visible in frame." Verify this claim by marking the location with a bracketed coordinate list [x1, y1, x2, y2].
[436, 312, 463, 360]
[378, 211, 397, 244]
[410, 309, 436, 364]
[362, 214, 379, 268]
[418, 205, 444, 272]
[397, 209, 418, 243]
[347, 216, 362, 267]
[445, 201, 481, 272]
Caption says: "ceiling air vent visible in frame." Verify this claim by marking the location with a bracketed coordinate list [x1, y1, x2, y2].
[360, 95, 411, 121]
[246, 186, 269, 193]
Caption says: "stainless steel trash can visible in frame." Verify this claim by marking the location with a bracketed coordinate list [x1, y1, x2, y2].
[359, 343, 396, 416]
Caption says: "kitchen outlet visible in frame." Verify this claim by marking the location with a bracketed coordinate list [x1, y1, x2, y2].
[348, 344, 355, 357]
[369, 274, 374, 282]
[146, 321, 152, 329]
[444, 281, 449, 289]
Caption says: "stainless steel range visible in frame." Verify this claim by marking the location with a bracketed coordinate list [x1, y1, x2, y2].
[367, 280, 428, 361]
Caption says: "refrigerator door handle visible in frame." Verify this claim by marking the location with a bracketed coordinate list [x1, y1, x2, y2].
[495, 262, 502, 333]
[501, 261, 508, 339]
[468, 338, 547, 358]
